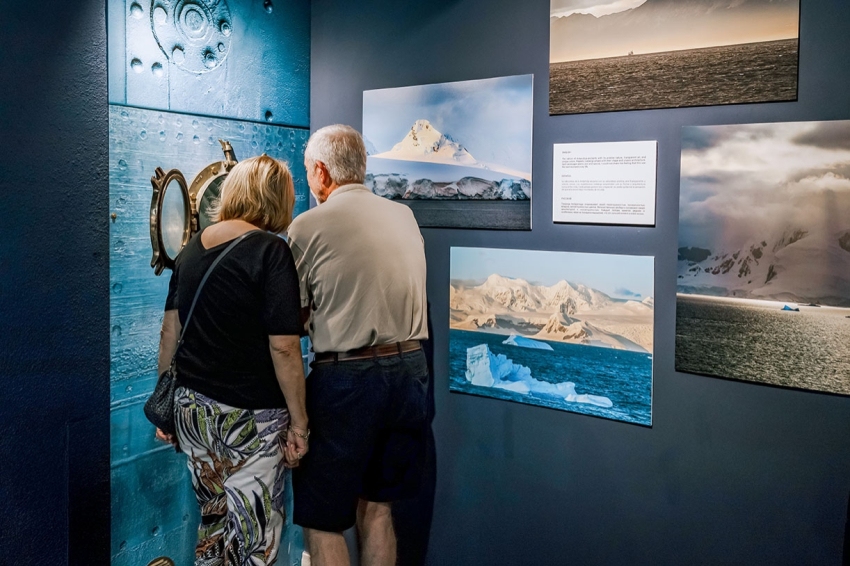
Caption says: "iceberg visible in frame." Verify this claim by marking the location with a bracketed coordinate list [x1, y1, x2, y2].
[502, 333, 554, 350]
[465, 344, 613, 408]
[465, 344, 531, 387]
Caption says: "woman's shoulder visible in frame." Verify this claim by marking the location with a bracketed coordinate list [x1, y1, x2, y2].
[251, 230, 290, 248]
[241, 231, 293, 263]
[174, 231, 204, 267]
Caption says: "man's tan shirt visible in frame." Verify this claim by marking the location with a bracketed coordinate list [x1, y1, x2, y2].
[287, 184, 428, 353]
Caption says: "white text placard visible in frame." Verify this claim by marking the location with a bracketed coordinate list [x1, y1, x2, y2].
[553, 141, 657, 225]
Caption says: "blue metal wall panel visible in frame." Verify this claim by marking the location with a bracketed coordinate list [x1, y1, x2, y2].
[109, 104, 309, 565]
[108, 0, 310, 127]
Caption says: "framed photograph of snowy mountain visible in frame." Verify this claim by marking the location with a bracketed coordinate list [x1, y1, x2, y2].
[363, 75, 533, 229]
[549, 0, 800, 115]
[450, 246, 654, 425]
[676, 120, 850, 395]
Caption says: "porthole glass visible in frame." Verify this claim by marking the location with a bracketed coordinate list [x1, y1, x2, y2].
[161, 177, 189, 258]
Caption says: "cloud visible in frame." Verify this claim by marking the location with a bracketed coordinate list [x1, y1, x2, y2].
[614, 287, 642, 298]
[792, 121, 850, 150]
[678, 121, 850, 250]
[788, 162, 850, 183]
[551, 0, 602, 12]
[681, 128, 720, 151]
[551, 0, 647, 18]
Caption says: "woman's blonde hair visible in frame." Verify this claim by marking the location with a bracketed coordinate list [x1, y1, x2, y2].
[212, 154, 294, 233]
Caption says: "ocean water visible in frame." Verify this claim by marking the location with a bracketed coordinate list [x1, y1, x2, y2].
[449, 330, 653, 425]
[402, 199, 530, 230]
[676, 295, 850, 395]
[550, 39, 798, 115]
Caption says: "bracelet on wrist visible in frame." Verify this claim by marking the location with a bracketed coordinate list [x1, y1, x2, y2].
[288, 425, 310, 440]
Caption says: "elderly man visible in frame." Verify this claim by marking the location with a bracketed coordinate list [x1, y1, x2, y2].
[287, 124, 430, 566]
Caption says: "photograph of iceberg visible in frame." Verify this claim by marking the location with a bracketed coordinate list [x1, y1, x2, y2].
[450, 247, 654, 425]
[363, 75, 533, 229]
[549, 0, 799, 115]
[676, 120, 850, 395]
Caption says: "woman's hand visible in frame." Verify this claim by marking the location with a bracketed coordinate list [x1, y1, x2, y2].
[284, 424, 309, 468]
[155, 428, 179, 449]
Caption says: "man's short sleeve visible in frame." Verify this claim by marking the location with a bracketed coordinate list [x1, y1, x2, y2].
[287, 233, 312, 309]
[263, 239, 303, 335]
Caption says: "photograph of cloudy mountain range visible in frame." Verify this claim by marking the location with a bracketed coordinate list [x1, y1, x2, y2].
[450, 247, 654, 425]
[549, 0, 800, 115]
[676, 121, 850, 395]
[363, 75, 533, 229]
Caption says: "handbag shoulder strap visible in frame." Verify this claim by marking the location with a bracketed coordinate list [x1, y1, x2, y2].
[171, 230, 260, 363]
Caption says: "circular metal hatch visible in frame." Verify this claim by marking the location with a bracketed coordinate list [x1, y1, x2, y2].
[149, 140, 239, 275]
[149, 167, 190, 276]
[189, 140, 238, 231]
[151, 0, 233, 74]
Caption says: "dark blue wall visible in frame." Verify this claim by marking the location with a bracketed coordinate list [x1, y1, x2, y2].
[312, 0, 850, 564]
[0, 0, 109, 564]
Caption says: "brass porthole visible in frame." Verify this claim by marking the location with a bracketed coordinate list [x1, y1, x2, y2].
[149, 167, 191, 275]
[148, 140, 238, 275]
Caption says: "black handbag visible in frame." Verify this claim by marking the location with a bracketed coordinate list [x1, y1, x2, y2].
[144, 231, 258, 435]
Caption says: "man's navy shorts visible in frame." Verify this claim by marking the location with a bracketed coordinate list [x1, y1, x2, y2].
[292, 348, 430, 532]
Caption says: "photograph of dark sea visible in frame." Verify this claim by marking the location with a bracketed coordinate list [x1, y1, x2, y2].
[549, 0, 800, 115]
[550, 39, 798, 115]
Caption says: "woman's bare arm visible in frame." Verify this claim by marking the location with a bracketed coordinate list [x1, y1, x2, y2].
[154, 310, 182, 445]
[158, 309, 181, 375]
[269, 335, 309, 466]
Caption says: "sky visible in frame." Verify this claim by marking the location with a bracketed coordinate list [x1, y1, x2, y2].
[679, 120, 850, 251]
[450, 247, 654, 300]
[550, 0, 646, 18]
[363, 75, 533, 173]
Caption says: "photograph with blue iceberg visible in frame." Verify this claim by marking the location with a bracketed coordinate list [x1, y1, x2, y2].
[676, 120, 850, 395]
[549, 0, 799, 115]
[363, 75, 533, 229]
[450, 247, 654, 425]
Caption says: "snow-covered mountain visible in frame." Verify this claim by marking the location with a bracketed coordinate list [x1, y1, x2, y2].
[371, 120, 531, 180]
[373, 120, 476, 165]
[678, 226, 850, 306]
[450, 274, 654, 352]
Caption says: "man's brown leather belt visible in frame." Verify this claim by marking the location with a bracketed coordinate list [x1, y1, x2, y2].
[313, 340, 421, 363]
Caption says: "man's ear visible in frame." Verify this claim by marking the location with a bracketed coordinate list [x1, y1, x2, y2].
[317, 161, 332, 188]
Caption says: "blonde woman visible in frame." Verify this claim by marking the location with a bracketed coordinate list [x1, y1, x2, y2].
[156, 155, 309, 566]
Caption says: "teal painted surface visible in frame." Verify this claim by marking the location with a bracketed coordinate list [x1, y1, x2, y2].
[109, 104, 309, 565]
[107, 0, 310, 127]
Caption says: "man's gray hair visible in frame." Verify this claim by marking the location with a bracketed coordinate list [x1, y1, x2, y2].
[304, 124, 367, 185]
